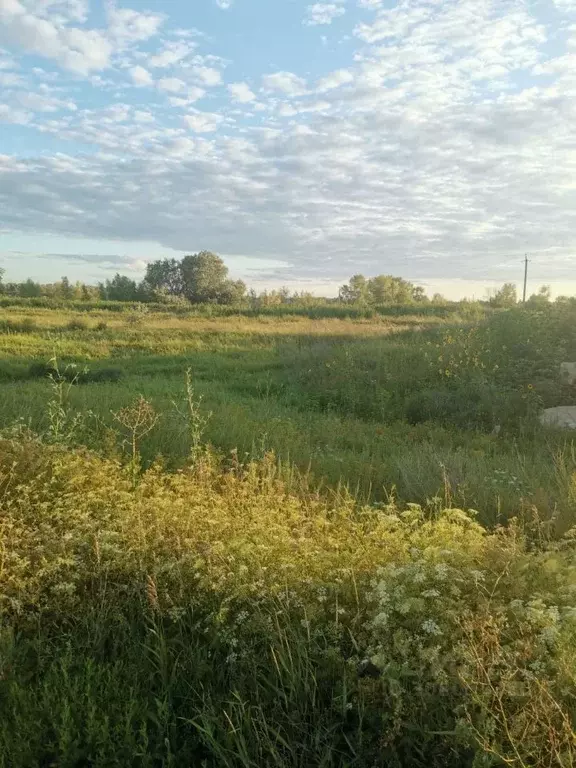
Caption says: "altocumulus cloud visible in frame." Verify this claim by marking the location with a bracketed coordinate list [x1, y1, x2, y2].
[0, 0, 575, 284]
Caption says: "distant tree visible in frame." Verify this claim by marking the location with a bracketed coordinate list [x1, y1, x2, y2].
[18, 278, 42, 298]
[490, 283, 517, 308]
[219, 279, 247, 305]
[412, 285, 428, 303]
[432, 292, 447, 304]
[144, 258, 184, 296]
[339, 274, 369, 303]
[60, 276, 73, 300]
[527, 285, 551, 306]
[180, 251, 230, 303]
[100, 273, 139, 302]
[80, 283, 98, 301]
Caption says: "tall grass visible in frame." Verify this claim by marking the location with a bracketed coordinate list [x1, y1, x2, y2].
[1, 299, 576, 764]
[0, 426, 575, 766]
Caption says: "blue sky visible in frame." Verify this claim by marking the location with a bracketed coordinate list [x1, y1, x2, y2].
[1, 0, 576, 298]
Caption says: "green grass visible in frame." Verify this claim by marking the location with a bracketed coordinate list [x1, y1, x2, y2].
[2, 301, 576, 766]
[0, 304, 576, 526]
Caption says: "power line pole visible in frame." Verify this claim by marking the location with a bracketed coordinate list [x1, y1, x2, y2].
[523, 254, 529, 303]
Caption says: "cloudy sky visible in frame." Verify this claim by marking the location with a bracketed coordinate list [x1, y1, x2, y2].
[1, 0, 576, 298]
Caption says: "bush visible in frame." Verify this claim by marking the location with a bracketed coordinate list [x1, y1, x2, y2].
[0, 437, 575, 767]
[0, 318, 37, 334]
[28, 361, 58, 380]
[66, 318, 88, 331]
[27, 361, 122, 384]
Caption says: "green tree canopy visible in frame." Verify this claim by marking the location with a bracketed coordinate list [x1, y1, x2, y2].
[339, 274, 369, 303]
[490, 283, 517, 308]
[99, 274, 139, 302]
[144, 258, 184, 296]
[18, 278, 42, 298]
[527, 285, 551, 306]
[340, 274, 427, 304]
[181, 251, 234, 303]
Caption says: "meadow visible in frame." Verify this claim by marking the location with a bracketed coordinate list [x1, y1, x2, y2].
[1, 299, 576, 766]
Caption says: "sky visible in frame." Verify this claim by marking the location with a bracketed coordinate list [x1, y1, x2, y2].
[0, 0, 576, 299]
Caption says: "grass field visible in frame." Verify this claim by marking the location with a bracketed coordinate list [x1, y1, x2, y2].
[0, 303, 575, 525]
[1, 301, 576, 766]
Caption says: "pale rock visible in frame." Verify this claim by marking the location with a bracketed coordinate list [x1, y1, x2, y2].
[540, 406, 576, 429]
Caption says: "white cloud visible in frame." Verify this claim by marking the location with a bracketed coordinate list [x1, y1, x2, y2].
[192, 65, 222, 86]
[0, 70, 24, 86]
[106, 5, 164, 45]
[304, 2, 345, 26]
[278, 100, 330, 116]
[157, 77, 186, 93]
[228, 81, 256, 103]
[149, 40, 194, 68]
[553, 0, 576, 11]
[130, 65, 153, 86]
[0, 102, 30, 123]
[2, 0, 576, 289]
[262, 70, 307, 95]
[168, 87, 205, 106]
[0, 0, 112, 74]
[23, 0, 89, 23]
[15, 90, 76, 111]
[184, 110, 223, 132]
[358, 0, 382, 8]
[316, 68, 353, 91]
[133, 110, 154, 123]
[215, 0, 233, 7]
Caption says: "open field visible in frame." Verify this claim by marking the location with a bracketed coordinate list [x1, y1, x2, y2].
[0, 302, 575, 524]
[1, 301, 576, 766]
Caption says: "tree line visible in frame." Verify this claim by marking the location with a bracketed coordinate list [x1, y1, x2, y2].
[0, 255, 560, 307]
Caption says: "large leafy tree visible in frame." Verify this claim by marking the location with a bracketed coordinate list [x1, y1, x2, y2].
[99, 274, 139, 301]
[144, 258, 184, 296]
[340, 273, 427, 304]
[339, 274, 369, 303]
[18, 278, 42, 298]
[490, 283, 517, 308]
[180, 251, 231, 303]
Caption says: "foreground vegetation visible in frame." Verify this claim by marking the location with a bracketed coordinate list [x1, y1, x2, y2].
[1, 300, 576, 765]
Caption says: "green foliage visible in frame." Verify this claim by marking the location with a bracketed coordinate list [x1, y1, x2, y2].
[17, 278, 42, 298]
[145, 257, 185, 296]
[339, 273, 427, 305]
[180, 250, 246, 304]
[1, 303, 576, 764]
[99, 273, 140, 302]
[490, 282, 517, 308]
[0, 433, 575, 766]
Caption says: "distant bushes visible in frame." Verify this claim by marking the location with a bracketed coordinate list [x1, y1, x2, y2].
[27, 361, 122, 384]
[0, 318, 38, 334]
[0, 294, 472, 320]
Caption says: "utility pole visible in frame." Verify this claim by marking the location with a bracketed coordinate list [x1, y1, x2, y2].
[522, 254, 529, 303]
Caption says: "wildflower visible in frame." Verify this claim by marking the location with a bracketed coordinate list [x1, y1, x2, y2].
[421, 619, 443, 636]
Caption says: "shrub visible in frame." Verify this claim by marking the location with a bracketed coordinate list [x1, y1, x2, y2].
[0, 437, 575, 766]
[0, 318, 37, 334]
[28, 361, 58, 380]
[66, 318, 88, 331]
